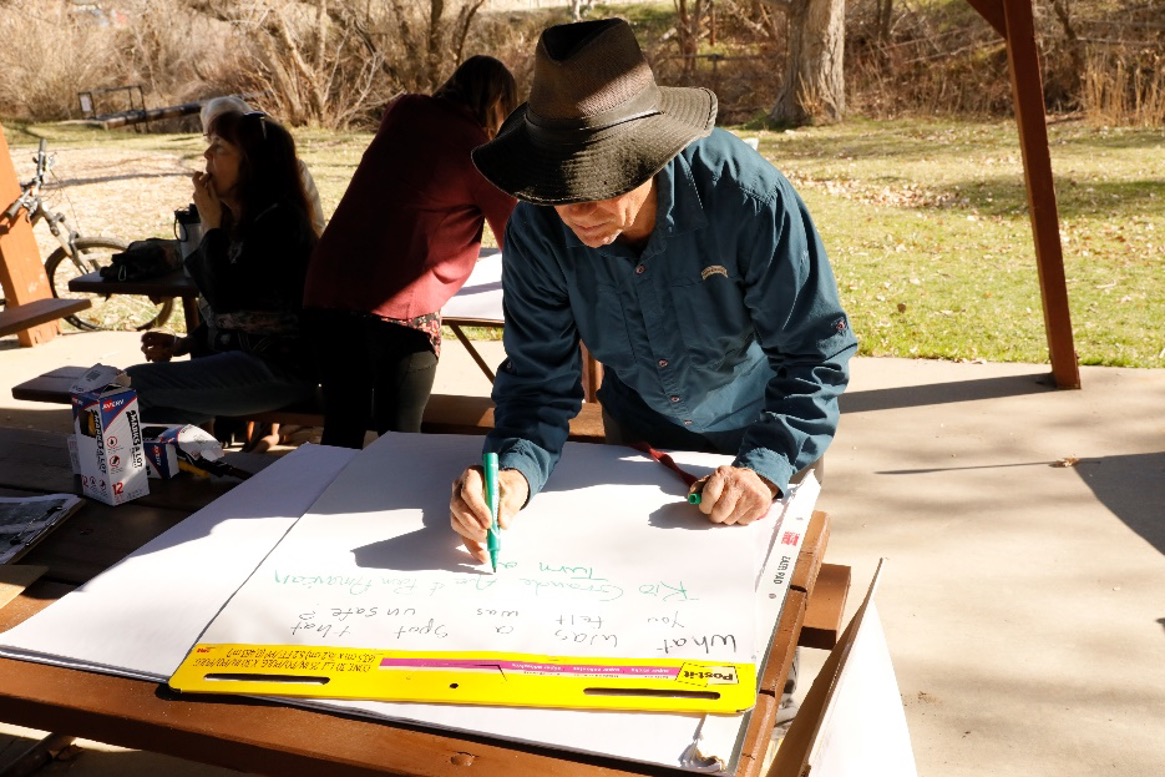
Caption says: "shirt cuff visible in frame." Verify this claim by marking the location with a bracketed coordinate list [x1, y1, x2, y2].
[733, 447, 796, 499]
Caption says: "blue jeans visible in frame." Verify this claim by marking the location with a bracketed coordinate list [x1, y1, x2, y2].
[126, 351, 318, 426]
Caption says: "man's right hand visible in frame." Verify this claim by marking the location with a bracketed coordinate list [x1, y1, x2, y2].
[450, 465, 529, 564]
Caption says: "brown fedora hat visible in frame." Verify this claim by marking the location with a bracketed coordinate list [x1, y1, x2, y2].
[472, 18, 717, 205]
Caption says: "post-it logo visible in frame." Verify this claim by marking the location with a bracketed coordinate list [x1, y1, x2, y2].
[676, 662, 740, 686]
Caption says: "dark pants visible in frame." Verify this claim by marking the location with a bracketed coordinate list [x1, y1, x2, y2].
[306, 309, 438, 449]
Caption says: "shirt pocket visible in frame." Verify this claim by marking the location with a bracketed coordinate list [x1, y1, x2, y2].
[572, 280, 637, 376]
[668, 268, 754, 367]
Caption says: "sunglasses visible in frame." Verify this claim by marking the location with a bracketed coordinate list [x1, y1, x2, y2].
[244, 110, 269, 140]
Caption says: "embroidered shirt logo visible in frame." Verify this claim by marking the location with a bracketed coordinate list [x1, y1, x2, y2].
[700, 265, 729, 281]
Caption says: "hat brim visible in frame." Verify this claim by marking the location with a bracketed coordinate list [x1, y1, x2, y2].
[472, 86, 717, 205]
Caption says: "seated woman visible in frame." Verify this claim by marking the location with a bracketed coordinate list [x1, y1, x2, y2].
[126, 109, 318, 429]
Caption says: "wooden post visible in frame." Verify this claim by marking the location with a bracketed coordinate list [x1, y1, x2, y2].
[0, 125, 58, 346]
[579, 342, 602, 403]
[966, 0, 1080, 389]
[1001, 0, 1080, 388]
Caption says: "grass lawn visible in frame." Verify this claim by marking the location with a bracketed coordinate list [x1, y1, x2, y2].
[746, 117, 1165, 369]
[5, 116, 1164, 368]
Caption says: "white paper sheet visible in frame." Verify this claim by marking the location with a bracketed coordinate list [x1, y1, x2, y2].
[0, 433, 820, 772]
[443, 249, 502, 322]
[200, 434, 764, 664]
[807, 603, 917, 777]
[0, 444, 356, 676]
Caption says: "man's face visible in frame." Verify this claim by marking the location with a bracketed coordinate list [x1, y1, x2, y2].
[553, 179, 655, 248]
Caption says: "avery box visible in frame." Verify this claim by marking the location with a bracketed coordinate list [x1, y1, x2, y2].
[143, 424, 224, 479]
[142, 425, 182, 479]
[70, 366, 149, 506]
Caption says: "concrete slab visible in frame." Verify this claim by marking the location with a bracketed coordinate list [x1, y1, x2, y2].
[0, 331, 1163, 775]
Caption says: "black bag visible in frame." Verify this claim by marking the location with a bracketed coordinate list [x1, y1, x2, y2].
[102, 239, 183, 282]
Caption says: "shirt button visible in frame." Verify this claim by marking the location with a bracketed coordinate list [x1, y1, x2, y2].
[670, 395, 681, 403]
[658, 359, 669, 368]
[683, 420, 693, 427]
[635, 264, 647, 275]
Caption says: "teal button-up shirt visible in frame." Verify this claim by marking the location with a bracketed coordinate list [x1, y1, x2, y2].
[487, 128, 857, 498]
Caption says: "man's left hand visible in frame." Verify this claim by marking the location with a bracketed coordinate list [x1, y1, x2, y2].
[690, 465, 779, 525]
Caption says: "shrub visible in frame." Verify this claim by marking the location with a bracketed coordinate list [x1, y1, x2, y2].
[0, 0, 1161, 129]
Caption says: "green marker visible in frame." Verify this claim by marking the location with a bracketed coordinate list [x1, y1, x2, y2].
[687, 477, 708, 505]
[483, 452, 501, 572]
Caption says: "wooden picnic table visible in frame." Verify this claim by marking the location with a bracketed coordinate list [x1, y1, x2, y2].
[0, 426, 849, 775]
[66, 249, 604, 400]
[67, 267, 201, 334]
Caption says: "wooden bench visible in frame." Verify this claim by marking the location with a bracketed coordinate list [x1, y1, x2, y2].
[3, 125, 87, 347]
[11, 365, 606, 444]
[0, 299, 91, 339]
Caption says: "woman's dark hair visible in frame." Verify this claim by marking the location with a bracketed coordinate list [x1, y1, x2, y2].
[206, 110, 311, 230]
[433, 55, 519, 139]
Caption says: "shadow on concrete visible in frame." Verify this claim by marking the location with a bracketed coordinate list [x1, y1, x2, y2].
[841, 373, 1056, 414]
[0, 406, 73, 434]
[1074, 451, 1166, 554]
[881, 451, 1168, 555]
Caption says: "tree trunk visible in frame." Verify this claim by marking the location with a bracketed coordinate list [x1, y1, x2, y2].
[427, 0, 446, 88]
[769, 0, 845, 127]
[675, 0, 697, 80]
[570, 0, 593, 22]
[875, 0, 893, 44]
[1047, 0, 1084, 109]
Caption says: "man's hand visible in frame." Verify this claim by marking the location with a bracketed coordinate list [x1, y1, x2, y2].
[140, 331, 190, 362]
[689, 465, 779, 525]
[450, 465, 529, 564]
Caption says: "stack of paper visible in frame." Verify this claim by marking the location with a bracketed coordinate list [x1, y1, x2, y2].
[0, 434, 818, 771]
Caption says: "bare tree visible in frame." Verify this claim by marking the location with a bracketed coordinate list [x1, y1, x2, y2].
[673, 0, 714, 81]
[769, 0, 845, 127]
[211, 0, 492, 128]
[1046, 0, 1085, 109]
[569, 0, 594, 22]
[874, 0, 893, 44]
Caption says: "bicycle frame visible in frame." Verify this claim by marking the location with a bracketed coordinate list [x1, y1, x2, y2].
[3, 140, 171, 331]
[33, 201, 84, 260]
[2, 145, 83, 261]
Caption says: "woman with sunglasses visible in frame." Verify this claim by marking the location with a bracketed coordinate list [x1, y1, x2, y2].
[126, 109, 319, 432]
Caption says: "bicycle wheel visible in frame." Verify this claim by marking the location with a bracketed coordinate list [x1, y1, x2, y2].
[45, 238, 177, 331]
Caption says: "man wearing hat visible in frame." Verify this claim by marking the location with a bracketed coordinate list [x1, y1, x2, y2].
[450, 18, 856, 558]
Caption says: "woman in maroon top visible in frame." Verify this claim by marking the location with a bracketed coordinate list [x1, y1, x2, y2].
[304, 56, 518, 448]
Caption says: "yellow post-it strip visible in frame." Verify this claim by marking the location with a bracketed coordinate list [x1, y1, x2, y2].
[169, 643, 757, 714]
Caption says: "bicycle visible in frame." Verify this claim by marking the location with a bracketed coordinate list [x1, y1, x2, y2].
[2, 139, 175, 331]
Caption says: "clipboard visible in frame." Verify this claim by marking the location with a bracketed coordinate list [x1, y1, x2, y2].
[169, 643, 758, 713]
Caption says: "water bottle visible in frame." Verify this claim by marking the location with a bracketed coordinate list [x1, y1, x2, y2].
[174, 203, 203, 260]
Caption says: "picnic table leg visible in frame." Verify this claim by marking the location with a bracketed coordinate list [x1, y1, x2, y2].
[180, 296, 200, 334]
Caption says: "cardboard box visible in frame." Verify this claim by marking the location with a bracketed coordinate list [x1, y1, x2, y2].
[70, 365, 149, 506]
[142, 425, 182, 479]
[142, 424, 224, 480]
[66, 434, 80, 475]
